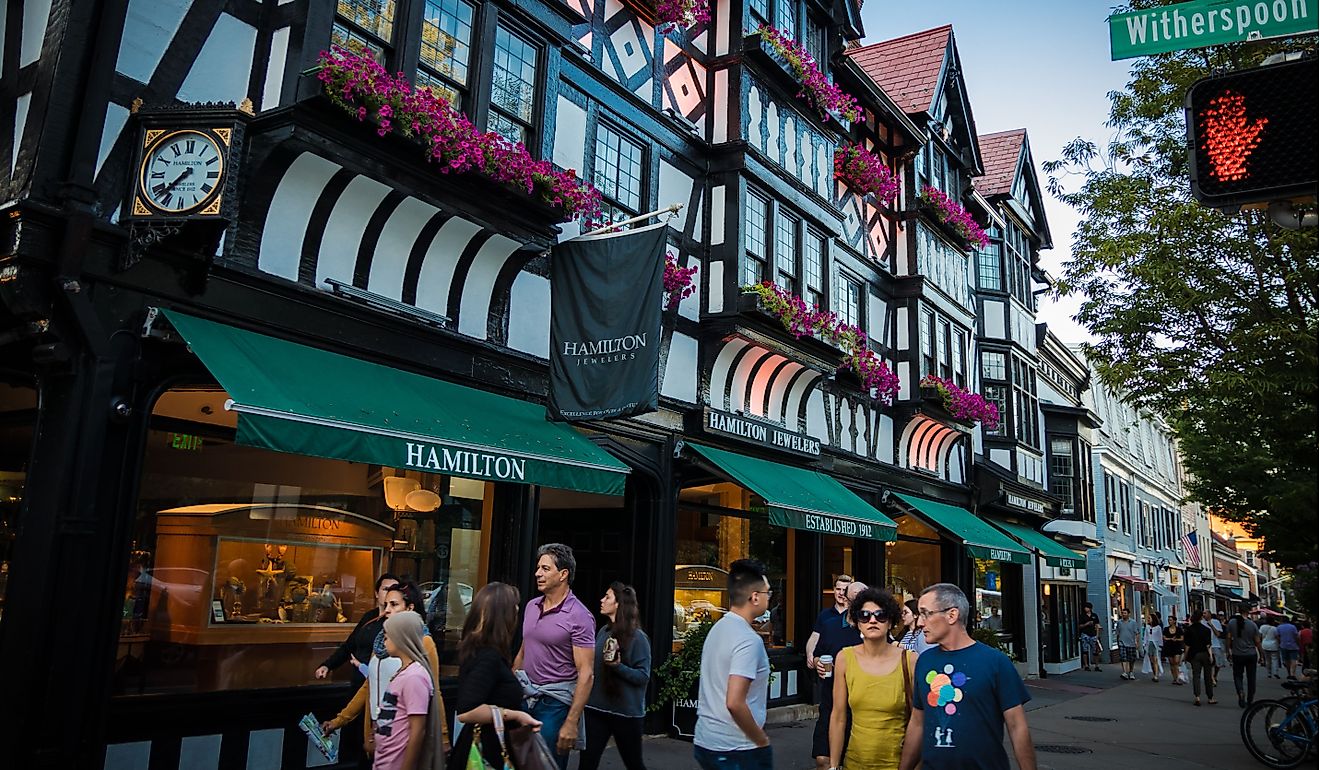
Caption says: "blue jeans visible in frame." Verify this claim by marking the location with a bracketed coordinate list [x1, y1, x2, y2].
[693, 745, 773, 770]
[529, 696, 572, 770]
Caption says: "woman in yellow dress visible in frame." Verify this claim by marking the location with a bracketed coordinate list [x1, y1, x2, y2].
[828, 587, 915, 769]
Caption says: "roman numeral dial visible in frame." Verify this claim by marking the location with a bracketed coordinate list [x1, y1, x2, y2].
[137, 129, 226, 215]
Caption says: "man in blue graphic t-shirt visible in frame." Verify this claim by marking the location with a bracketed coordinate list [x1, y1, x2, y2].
[899, 583, 1035, 770]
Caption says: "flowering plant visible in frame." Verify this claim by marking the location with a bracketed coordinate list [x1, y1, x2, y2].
[664, 252, 699, 310]
[917, 185, 989, 249]
[316, 46, 603, 225]
[742, 281, 900, 403]
[754, 25, 862, 124]
[834, 144, 899, 206]
[919, 374, 999, 429]
[656, 0, 710, 32]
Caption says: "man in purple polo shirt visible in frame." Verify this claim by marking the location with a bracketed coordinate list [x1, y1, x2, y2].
[514, 543, 596, 770]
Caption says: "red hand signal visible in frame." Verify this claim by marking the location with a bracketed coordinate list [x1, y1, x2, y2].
[1199, 89, 1268, 183]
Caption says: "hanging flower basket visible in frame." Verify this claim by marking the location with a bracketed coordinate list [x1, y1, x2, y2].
[664, 252, 699, 310]
[919, 375, 999, 429]
[314, 46, 603, 226]
[655, 0, 710, 32]
[834, 144, 899, 206]
[917, 185, 989, 249]
[752, 25, 862, 125]
[741, 281, 900, 404]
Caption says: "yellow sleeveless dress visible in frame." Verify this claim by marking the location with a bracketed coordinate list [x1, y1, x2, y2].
[841, 645, 908, 769]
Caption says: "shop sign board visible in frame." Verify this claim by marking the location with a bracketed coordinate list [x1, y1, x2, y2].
[702, 408, 822, 458]
[1003, 493, 1047, 515]
[965, 544, 1032, 565]
[768, 507, 887, 541]
[1109, 0, 1318, 60]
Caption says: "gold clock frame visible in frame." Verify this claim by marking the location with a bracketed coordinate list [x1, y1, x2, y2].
[133, 127, 231, 218]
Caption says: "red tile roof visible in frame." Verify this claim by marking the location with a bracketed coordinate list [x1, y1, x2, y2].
[845, 25, 952, 115]
[976, 129, 1026, 196]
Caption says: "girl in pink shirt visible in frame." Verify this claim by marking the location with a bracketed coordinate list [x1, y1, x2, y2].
[374, 613, 444, 770]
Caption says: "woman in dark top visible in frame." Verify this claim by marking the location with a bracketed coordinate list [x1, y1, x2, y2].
[447, 582, 541, 770]
[1184, 612, 1216, 706]
[580, 582, 651, 770]
[1163, 617, 1185, 686]
[315, 573, 400, 685]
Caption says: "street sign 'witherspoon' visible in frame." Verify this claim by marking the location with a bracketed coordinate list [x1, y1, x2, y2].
[1110, 0, 1318, 60]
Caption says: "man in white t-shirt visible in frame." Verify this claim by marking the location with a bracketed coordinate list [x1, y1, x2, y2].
[694, 559, 773, 770]
[1207, 611, 1228, 685]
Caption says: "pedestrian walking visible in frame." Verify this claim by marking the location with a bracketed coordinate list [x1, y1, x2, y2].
[316, 573, 401, 686]
[1114, 608, 1140, 680]
[448, 583, 542, 770]
[1226, 607, 1263, 708]
[1276, 616, 1301, 680]
[1184, 612, 1216, 706]
[1208, 612, 1228, 685]
[898, 583, 1036, 770]
[1143, 613, 1164, 682]
[513, 543, 596, 770]
[1078, 603, 1103, 672]
[1260, 617, 1280, 678]
[323, 582, 448, 764]
[1163, 616, 1185, 685]
[580, 582, 651, 770]
[898, 599, 935, 655]
[805, 574, 859, 770]
[1298, 621, 1313, 670]
[693, 559, 773, 770]
[828, 587, 914, 770]
[372, 612, 445, 770]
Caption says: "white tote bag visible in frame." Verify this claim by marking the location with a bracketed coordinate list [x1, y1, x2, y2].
[1140, 653, 1151, 675]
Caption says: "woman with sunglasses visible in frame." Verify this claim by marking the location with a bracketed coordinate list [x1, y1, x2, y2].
[827, 587, 915, 770]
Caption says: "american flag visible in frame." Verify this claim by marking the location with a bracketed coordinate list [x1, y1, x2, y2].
[1180, 531, 1201, 566]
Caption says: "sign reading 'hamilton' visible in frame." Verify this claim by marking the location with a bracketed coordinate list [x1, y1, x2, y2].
[704, 409, 822, 458]
[549, 223, 668, 422]
[404, 442, 527, 481]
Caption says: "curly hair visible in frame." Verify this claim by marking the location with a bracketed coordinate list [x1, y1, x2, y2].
[848, 587, 901, 627]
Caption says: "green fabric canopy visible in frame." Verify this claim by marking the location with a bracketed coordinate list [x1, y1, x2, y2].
[990, 520, 1088, 571]
[890, 493, 1031, 564]
[687, 442, 897, 542]
[162, 310, 629, 495]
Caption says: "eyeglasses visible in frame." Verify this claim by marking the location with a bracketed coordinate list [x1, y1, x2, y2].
[857, 610, 888, 624]
[918, 607, 955, 620]
[753, 589, 775, 599]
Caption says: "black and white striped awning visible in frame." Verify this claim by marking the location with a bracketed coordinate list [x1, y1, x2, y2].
[708, 338, 822, 429]
[899, 413, 965, 475]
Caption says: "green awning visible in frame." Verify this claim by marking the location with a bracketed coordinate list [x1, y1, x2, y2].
[990, 520, 1088, 571]
[687, 443, 896, 542]
[890, 493, 1031, 564]
[161, 310, 629, 495]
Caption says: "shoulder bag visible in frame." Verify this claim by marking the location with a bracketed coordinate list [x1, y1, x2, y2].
[900, 649, 912, 725]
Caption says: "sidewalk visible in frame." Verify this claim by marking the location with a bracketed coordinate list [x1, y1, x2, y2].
[584, 665, 1299, 769]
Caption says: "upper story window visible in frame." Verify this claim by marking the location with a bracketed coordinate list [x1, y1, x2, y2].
[953, 333, 966, 388]
[333, 0, 396, 63]
[1049, 436, 1076, 514]
[936, 320, 952, 381]
[1119, 480, 1132, 534]
[803, 14, 825, 66]
[977, 240, 1002, 291]
[838, 275, 863, 328]
[919, 310, 935, 377]
[1104, 472, 1117, 528]
[981, 351, 1006, 381]
[803, 229, 825, 310]
[775, 210, 799, 294]
[417, 0, 475, 107]
[1012, 356, 1039, 450]
[750, 0, 771, 24]
[775, 0, 798, 39]
[744, 192, 770, 286]
[488, 27, 539, 145]
[982, 385, 1007, 436]
[594, 123, 645, 222]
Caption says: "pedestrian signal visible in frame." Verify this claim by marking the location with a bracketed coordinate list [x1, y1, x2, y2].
[1186, 58, 1317, 208]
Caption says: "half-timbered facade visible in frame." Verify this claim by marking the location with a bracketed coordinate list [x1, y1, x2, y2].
[0, 3, 1083, 767]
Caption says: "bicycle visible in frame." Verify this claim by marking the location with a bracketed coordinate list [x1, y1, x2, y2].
[1240, 678, 1318, 768]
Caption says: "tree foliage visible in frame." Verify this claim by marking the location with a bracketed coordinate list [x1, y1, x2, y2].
[1044, 1, 1317, 568]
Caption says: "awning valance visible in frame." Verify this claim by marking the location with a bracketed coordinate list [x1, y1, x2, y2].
[687, 443, 897, 541]
[990, 520, 1088, 571]
[161, 310, 630, 495]
[888, 493, 1030, 564]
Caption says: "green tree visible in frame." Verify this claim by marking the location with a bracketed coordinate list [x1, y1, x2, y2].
[1044, 1, 1317, 567]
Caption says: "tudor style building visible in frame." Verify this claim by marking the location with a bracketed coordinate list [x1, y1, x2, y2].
[0, 2, 1086, 767]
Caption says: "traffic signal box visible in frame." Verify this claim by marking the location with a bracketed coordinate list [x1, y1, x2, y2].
[1186, 58, 1318, 209]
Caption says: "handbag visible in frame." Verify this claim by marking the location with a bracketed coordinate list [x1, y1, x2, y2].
[504, 719, 559, 770]
[465, 707, 514, 770]
[900, 649, 913, 725]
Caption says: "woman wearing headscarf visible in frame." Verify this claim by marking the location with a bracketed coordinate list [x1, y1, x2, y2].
[580, 582, 652, 770]
[323, 582, 448, 762]
[372, 612, 445, 770]
[447, 583, 541, 770]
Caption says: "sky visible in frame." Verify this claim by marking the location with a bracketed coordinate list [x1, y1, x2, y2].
[860, 1, 1135, 343]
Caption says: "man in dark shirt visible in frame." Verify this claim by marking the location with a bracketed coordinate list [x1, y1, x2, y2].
[315, 573, 399, 686]
[1184, 612, 1215, 705]
[804, 574, 859, 769]
[1078, 603, 1102, 672]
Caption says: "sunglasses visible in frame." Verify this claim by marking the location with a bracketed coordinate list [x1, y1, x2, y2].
[857, 610, 888, 624]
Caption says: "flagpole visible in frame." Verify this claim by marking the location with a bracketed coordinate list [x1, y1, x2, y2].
[580, 202, 683, 238]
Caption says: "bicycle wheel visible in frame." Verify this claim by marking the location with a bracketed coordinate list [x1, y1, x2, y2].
[1241, 699, 1315, 768]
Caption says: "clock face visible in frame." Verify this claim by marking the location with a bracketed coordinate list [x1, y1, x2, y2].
[138, 129, 225, 214]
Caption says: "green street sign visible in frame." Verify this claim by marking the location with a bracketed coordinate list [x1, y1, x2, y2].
[1110, 0, 1318, 60]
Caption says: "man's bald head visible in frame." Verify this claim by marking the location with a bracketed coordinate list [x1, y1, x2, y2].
[846, 581, 868, 602]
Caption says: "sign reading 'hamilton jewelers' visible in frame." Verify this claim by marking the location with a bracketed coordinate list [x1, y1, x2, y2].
[1109, 0, 1317, 60]
[1004, 493, 1047, 515]
[703, 408, 822, 458]
[549, 222, 669, 422]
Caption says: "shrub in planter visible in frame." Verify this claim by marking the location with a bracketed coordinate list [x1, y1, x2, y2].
[754, 25, 861, 124]
[655, 0, 710, 32]
[919, 374, 1000, 429]
[835, 144, 899, 206]
[917, 185, 989, 249]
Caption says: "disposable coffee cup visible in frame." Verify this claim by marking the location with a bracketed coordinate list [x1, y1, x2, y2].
[604, 636, 619, 663]
[820, 654, 834, 678]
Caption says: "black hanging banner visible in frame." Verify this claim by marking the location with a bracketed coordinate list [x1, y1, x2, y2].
[548, 222, 668, 422]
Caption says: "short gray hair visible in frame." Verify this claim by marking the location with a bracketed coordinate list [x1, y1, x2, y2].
[921, 582, 970, 626]
[536, 543, 576, 584]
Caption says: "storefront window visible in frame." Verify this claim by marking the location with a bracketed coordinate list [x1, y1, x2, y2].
[0, 378, 37, 628]
[673, 483, 790, 651]
[973, 557, 1003, 622]
[114, 388, 490, 696]
[1042, 583, 1082, 662]
[885, 515, 941, 603]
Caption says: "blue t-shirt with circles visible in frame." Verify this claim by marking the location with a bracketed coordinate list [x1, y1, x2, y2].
[912, 641, 1031, 769]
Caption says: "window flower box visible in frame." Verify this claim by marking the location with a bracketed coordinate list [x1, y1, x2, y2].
[745, 25, 861, 126]
[919, 375, 999, 429]
[664, 252, 698, 311]
[835, 144, 899, 207]
[917, 185, 989, 250]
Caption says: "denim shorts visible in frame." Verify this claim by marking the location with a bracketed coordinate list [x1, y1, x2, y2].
[1281, 648, 1300, 664]
[694, 744, 773, 770]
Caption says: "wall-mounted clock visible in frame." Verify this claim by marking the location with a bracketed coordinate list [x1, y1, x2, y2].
[131, 125, 233, 218]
